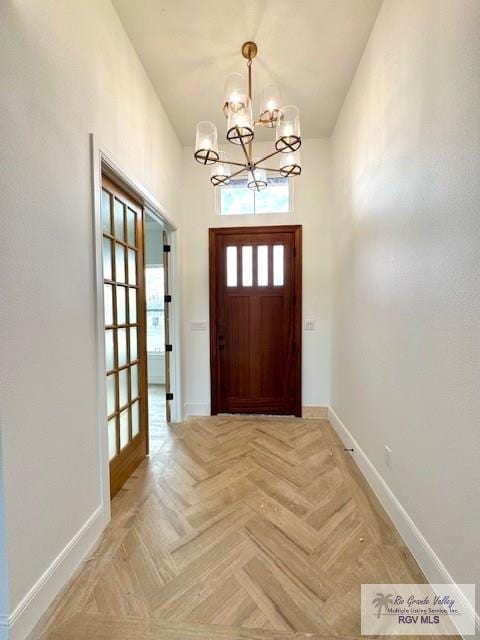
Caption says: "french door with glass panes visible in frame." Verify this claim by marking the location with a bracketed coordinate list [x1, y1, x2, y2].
[101, 176, 148, 498]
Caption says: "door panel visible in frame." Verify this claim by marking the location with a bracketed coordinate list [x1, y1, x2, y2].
[210, 226, 301, 416]
[101, 176, 148, 498]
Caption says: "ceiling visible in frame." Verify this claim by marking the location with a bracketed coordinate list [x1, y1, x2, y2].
[112, 0, 382, 145]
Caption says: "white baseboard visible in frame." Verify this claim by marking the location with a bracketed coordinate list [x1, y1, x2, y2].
[328, 406, 479, 640]
[183, 402, 211, 418]
[9, 504, 107, 640]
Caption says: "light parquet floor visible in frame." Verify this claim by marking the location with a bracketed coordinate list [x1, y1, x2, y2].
[30, 415, 458, 640]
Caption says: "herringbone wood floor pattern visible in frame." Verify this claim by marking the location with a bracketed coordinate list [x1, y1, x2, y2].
[31, 415, 457, 640]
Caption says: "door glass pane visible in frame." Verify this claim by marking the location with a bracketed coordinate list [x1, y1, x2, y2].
[129, 288, 137, 323]
[131, 364, 138, 398]
[131, 401, 139, 437]
[105, 330, 115, 371]
[104, 284, 113, 325]
[257, 245, 268, 286]
[114, 199, 125, 241]
[226, 246, 237, 287]
[120, 409, 129, 449]
[108, 418, 117, 460]
[118, 328, 127, 367]
[127, 208, 136, 246]
[102, 238, 112, 280]
[116, 286, 126, 325]
[106, 373, 116, 415]
[130, 327, 138, 362]
[119, 368, 128, 409]
[242, 246, 253, 287]
[273, 245, 284, 286]
[102, 189, 111, 233]
[115, 244, 126, 283]
[128, 249, 137, 285]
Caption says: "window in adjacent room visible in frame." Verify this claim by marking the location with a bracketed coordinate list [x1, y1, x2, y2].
[145, 265, 164, 353]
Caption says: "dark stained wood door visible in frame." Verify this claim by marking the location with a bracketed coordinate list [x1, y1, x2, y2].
[210, 226, 302, 416]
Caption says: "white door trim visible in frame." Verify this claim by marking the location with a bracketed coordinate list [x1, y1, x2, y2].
[89, 133, 183, 511]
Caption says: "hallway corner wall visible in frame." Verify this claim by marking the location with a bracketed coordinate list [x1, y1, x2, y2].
[330, 0, 480, 612]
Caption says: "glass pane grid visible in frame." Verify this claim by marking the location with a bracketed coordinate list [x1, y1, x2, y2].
[102, 186, 141, 462]
[102, 232, 138, 251]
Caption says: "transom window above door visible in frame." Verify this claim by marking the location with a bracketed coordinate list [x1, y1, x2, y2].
[226, 244, 285, 288]
[218, 176, 291, 215]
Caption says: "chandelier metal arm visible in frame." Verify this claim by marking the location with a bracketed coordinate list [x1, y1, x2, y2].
[256, 166, 283, 173]
[228, 166, 249, 180]
[253, 148, 283, 167]
[238, 131, 253, 166]
[212, 159, 246, 168]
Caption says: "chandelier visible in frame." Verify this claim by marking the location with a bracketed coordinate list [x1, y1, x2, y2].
[193, 41, 302, 191]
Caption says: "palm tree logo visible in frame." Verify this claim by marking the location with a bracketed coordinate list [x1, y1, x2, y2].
[372, 592, 394, 618]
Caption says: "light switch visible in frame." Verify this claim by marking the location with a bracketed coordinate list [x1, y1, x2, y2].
[191, 321, 208, 331]
[304, 319, 315, 331]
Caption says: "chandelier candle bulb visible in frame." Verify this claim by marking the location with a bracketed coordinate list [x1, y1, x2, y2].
[194, 121, 219, 164]
[259, 84, 282, 127]
[275, 105, 301, 152]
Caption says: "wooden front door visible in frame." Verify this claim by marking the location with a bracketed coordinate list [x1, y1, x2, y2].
[101, 176, 148, 498]
[209, 225, 302, 416]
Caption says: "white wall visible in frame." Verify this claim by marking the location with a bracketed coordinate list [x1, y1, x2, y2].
[180, 139, 331, 416]
[0, 0, 181, 635]
[331, 0, 480, 606]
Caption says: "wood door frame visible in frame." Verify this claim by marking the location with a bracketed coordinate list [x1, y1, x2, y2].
[91, 134, 182, 515]
[209, 225, 302, 417]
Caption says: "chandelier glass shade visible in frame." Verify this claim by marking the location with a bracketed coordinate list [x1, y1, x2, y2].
[194, 121, 219, 164]
[210, 151, 231, 186]
[279, 150, 302, 177]
[259, 84, 282, 127]
[194, 42, 302, 191]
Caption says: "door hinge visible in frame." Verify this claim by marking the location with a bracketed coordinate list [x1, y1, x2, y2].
[163, 244, 171, 253]
[166, 392, 174, 401]
[165, 344, 173, 352]
[164, 294, 172, 303]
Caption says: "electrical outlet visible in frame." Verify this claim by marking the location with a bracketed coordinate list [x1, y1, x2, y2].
[191, 321, 207, 331]
[384, 445, 392, 468]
